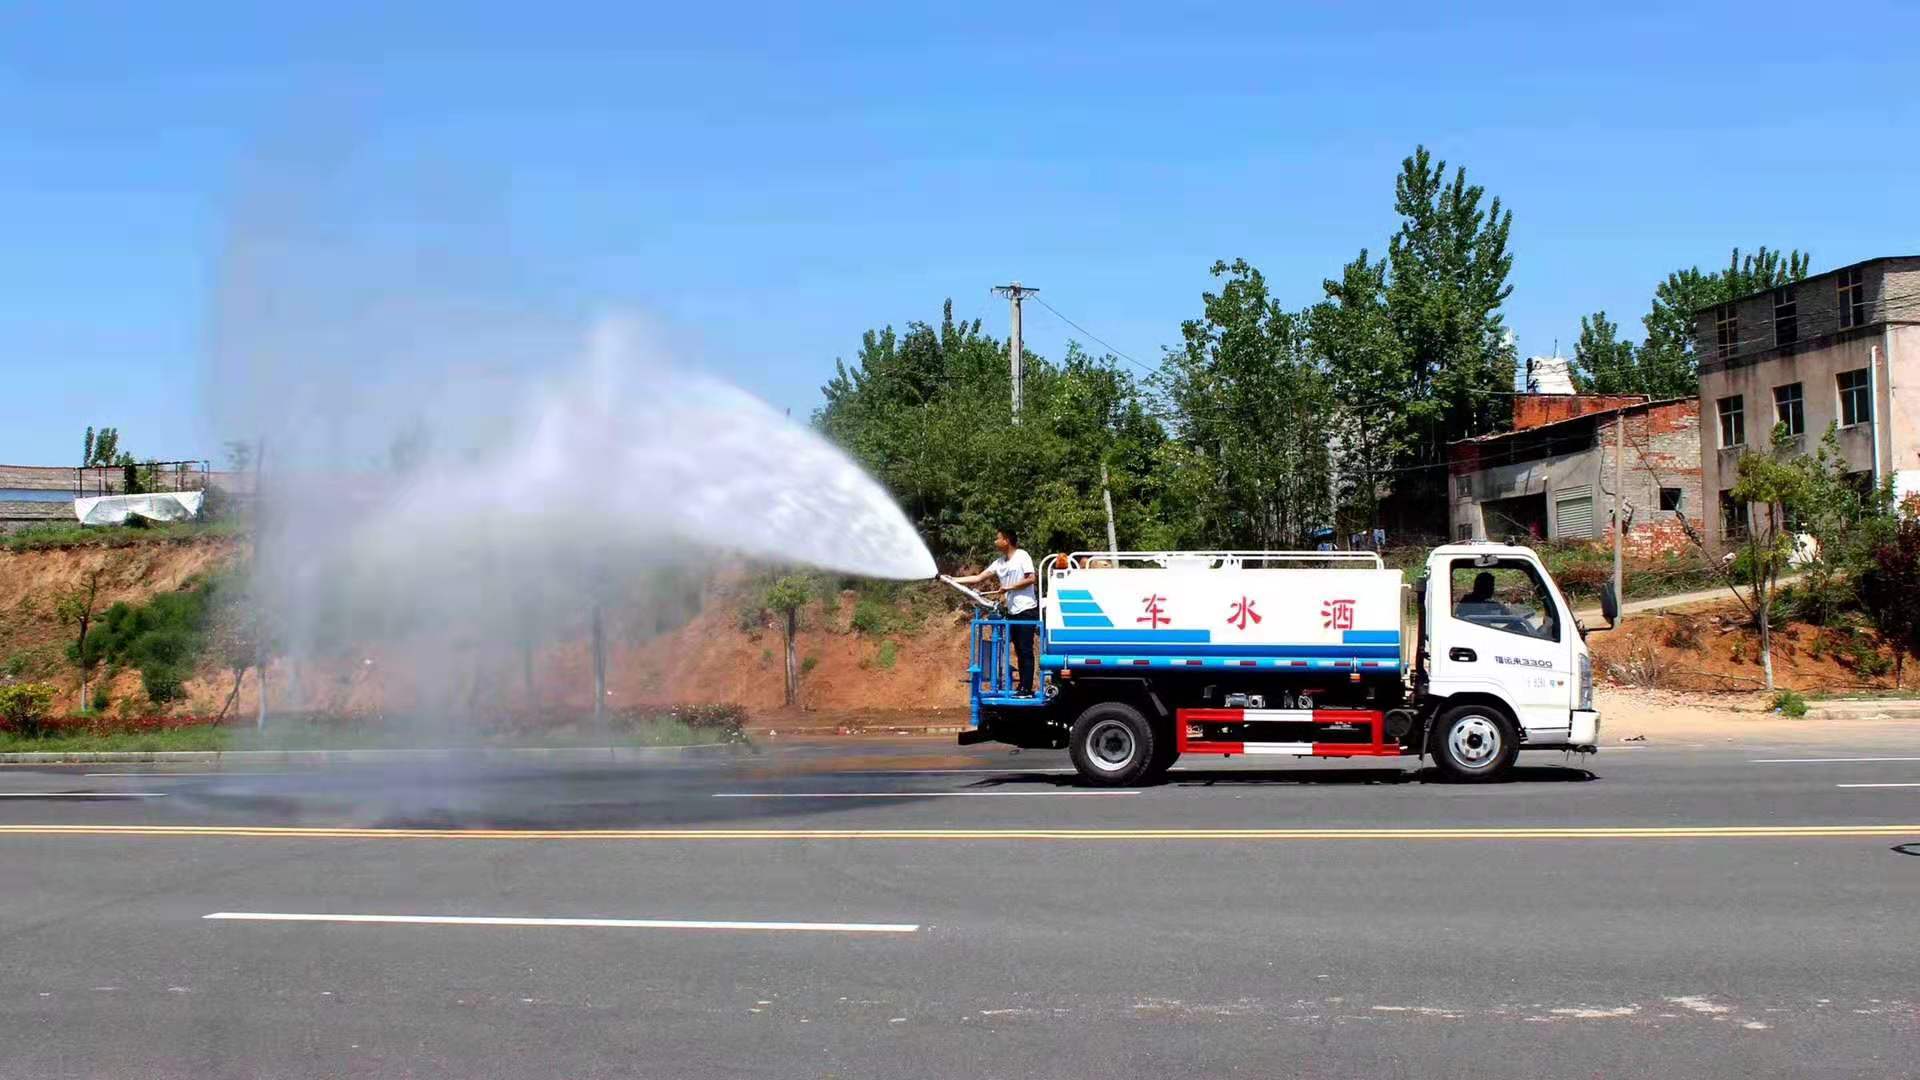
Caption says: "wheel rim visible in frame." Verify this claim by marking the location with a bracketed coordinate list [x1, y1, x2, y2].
[1085, 718, 1137, 773]
[1447, 715, 1502, 770]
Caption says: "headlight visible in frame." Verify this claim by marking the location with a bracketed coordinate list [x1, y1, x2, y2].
[1578, 653, 1593, 710]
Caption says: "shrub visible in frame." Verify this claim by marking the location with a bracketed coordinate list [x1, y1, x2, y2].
[800, 655, 819, 676]
[0, 682, 58, 738]
[850, 597, 897, 636]
[1660, 615, 1703, 652]
[1771, 689, 1809, 718]
[874, 640, 898, 670]
[141, 664, 187, 705]
[1606, 641, 1672, 689]
[91, 686, 111, 712]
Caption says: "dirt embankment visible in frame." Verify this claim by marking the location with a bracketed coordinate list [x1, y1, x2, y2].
[0, 539, 974, 719]
[0, 537, 248, 713]
[1588, 597, 1913, 694]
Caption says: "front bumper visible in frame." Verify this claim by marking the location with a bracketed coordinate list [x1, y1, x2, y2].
[1570, 709, 1601, 746]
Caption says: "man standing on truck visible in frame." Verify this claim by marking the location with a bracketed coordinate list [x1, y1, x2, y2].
[952, 527, 1039, 694]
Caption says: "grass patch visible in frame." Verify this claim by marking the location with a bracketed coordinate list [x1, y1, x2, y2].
[1, 519, 244, 552]
[0, 724, 232, 753]
[1770, 689, 1810, 718]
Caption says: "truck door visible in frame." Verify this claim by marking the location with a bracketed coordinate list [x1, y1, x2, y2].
[1429, 555, 1574, 737]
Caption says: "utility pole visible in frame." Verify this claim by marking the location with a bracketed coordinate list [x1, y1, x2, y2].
[1100, 462, 1119, 557]
[1612, 412, 1625, 621]
[992, 282, 1039, 424]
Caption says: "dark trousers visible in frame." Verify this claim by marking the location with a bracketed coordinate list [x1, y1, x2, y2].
[1006, 610, 1037, 694]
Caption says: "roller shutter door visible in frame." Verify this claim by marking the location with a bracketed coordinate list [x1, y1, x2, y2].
[1554, 492, 1595, 539]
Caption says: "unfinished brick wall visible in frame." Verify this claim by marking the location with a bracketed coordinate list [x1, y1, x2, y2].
[1595, 400, 1703, 557]
[1512, 394, 1647, 432]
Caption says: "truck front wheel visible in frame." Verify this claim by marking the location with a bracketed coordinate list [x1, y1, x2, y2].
[1069, 702, 1156, 787]
[1429, 704, 1518, 782]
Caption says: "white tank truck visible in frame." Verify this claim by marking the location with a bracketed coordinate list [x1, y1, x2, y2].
[949, 544, 1616, 785]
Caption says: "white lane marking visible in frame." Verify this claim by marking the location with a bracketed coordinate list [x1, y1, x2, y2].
[1835, 783, 1920, 788]
[713, 790, 1140, 798]
[204, 912, 918, 933]
[1751, 757, 1920, 763]
[86, 764, 284, 772]
[0, 792, 166, 798]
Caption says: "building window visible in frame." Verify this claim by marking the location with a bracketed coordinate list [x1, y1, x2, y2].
[1660, 487, 1683, 513]
[1717, 394, 1745, 448]
[1720, 491, 1748, 541]
[1773, 382, 1804, 438]
[1714, 303, 1737, 359]
[1838, 267, 1867, 329]
[1456, 522, 1472, 541]
[1772, 287, 1797, 346]
[1838, 368, 1872, 427]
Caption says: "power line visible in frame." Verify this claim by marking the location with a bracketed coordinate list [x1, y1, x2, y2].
[1029, 296, 1165, 378]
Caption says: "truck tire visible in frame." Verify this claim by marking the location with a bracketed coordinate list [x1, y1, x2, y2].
[1429, 704, 1518, 783]
[1069, 702, 1156, 787]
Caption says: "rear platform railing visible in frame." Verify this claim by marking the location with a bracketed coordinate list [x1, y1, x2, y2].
[968, 613, 1048, 728]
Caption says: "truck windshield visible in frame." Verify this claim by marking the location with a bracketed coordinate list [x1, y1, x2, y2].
[1449, 558, 1560, 642]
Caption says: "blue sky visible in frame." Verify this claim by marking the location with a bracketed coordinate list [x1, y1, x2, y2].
[2, 0, 1915, 465]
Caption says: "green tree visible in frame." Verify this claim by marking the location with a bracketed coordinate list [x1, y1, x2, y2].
[0, 683, 57, 739]
[1161, 259, 1333, 548]
[1638, 247, 1810, 395]
[54, 567, 105, 714]
[1384, 146, 1516, 524]
[1570, 311, 1640, 394]
[1308, 250, 1407, 536]
[1722, 422, 1855, 690]
[1861, 511, 1920, 685]
[817, 301, 1172, 564]
[764, 576, 811, 705]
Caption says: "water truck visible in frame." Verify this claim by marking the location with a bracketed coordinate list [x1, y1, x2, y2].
[949, 544, 1613, 785]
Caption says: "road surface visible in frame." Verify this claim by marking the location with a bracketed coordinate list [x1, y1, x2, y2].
[3, 729, 1917, 1078]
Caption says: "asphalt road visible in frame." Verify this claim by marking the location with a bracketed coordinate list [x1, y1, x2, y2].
[3, 732, 1918, 1079]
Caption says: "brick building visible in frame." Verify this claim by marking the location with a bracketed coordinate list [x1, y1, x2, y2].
[1448, 395, 1703, 555]
[1696, 255, 1920, 551]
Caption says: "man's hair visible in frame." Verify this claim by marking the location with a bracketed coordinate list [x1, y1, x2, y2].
[996, 525, 1019, 546]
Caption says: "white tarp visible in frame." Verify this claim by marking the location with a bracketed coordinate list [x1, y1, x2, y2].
[74, 491, 204, 526]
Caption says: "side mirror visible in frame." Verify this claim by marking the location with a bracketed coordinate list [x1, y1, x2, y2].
[1600, 580, 1620, 626]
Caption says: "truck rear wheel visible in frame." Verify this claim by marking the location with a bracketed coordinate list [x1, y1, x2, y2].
[1429, 704, 1518, 782]
[1069, 702, 1156, 787]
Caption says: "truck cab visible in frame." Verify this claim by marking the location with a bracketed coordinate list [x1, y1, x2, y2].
[1419, 543, 1601, 764]
[960, 544, 1602, 785]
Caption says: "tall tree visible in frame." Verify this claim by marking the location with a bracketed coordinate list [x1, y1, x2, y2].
[55, 568, 104, 713]
[1571, 311, 1641, 394]
[1385, 147, 1516, 523]
[1308, 250, 1407, 535]
[1639, 247, 1810, 394]
[1161, 259, 1333, 549]
[763, 576, 810, 705]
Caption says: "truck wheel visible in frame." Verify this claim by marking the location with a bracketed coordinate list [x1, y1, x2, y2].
[1429, 704, 1518, 782]
[1069, 702, 1156, 787]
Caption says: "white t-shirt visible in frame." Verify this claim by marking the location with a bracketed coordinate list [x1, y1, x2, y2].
[987, 548, 1038, 614]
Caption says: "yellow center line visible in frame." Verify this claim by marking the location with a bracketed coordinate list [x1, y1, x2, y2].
[0, 824, 1915, 841]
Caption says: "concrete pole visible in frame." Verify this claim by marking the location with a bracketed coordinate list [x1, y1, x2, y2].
[1009, 287, 1024, 424]
[1100, 462, 1119, 557]
[1613, 412, 1625, 621]
[993, 283, 1037, 425]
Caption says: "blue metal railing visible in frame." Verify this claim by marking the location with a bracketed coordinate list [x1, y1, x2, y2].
[967, 613, 1048, 728]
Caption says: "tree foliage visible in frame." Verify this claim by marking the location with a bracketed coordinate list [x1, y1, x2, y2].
[1570, 311, 1639, 395]
[1584, 247, 1812, 398]
[1385, 146, 1516, 516]
[816, 301, 1171, 564]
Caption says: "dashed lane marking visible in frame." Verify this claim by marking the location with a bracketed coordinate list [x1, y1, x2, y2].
[1751, 757, 1920, 763]
[204, 912, 919, 933]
